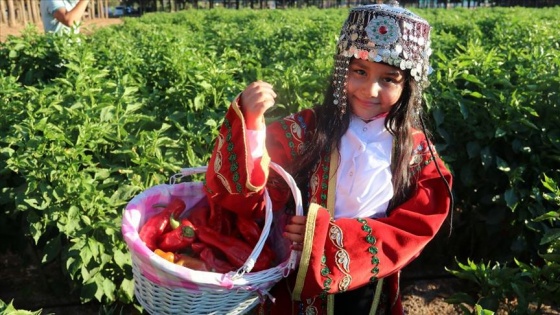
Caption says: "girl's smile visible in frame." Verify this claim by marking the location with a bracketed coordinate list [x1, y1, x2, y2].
[346, 58, 405, 120]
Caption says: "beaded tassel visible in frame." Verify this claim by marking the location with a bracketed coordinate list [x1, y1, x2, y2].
[332, 56, 350, 118]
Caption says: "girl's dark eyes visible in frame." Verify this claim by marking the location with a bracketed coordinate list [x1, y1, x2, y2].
[352, 70, 396, 82]
[352, 68, 366, 75]
[350, 67, 402, 83]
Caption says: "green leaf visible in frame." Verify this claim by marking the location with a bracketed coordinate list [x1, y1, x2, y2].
[66, 255, 81, 279]
[94, 275, 106, 301]
[81, 215, 92, 226]
[113, 250, 128, 270]
[478, 297, 500, 312]
[462, 73, 484, 85]
[504, 189, 518, 210]
[87, 238, 100, 259]
[0, 299, 42, 314]
[496, 157, 510, 172]
[466, 141, 481, 159]
[126, 102, 143, 113]
[474, 304, 496, 315]
[103, 278, 116, 301]
[118, 278, 135, 303]
[540, 228, 560, 245]
[468, 91, 484, 98]
[534, 211, 560, 221]
[24, 198, 49, 210]
[81, 281, 97, 302]
[494, 128, 506, 138]
[80, 241, 93, 267]
[432, 108, 445, 126]
[42, 235, 61, 263]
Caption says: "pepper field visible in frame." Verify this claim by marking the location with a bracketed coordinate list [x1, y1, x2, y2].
[1, 6, 559, 313]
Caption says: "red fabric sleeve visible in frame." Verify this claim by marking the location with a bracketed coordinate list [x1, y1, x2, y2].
[203, 96, 268, 218]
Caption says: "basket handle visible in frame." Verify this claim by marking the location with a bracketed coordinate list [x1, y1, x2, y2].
[233, 161, 303, 277]
[170, 166, 208, 184]
[269, 162, 303, 273]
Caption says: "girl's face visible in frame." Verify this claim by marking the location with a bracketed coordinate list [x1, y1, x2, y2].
[346, 59, 405, 120]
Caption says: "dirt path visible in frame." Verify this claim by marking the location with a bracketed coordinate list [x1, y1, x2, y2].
[0, 18, 123, 42]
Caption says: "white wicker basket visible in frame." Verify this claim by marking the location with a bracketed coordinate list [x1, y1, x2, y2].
[122, 162, 303, 315]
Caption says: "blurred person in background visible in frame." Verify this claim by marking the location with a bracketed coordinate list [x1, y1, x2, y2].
[40, 0, 90, 34]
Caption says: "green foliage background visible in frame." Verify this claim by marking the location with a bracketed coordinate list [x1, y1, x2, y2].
[1, 6, 558, 312]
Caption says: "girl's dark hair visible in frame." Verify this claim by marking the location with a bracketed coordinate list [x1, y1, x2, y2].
[385, 74, 425, 209]
[292, 65, 425, 210]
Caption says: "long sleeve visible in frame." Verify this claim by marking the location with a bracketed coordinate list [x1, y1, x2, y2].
[203, 96, 270, 217]
[291, 135, 453, 300]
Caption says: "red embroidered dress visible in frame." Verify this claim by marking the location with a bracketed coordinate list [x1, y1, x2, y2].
[204, 99, 453, 315]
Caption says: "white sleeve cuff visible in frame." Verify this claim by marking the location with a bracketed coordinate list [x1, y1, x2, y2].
[246, 129, 266, 160]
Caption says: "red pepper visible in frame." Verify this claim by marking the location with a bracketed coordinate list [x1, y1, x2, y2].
[197, 226, 272, 271]
[138, 198, 186, 251]
[190, 242, 206, 254]
[208, 203, 236, 235]
[199, 247, 235, 273]
[237, 215, 276, 263]
[187, 204, 209, 227]
[236, 215, 262, 246]
[139, 211, 172, 251]
[158, 218, 196, 252]
[167, 198, 187, 225]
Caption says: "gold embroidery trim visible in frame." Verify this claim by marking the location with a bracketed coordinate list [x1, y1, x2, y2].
[292, 203, 321, 301]
[327, 149, 339, 217]
[327, 147, 340, 315]
[328, 295, 334, 315]
[304, 298, 318, 315]
[328, 223, 352, 292]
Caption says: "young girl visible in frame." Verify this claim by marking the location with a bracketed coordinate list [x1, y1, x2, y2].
[204, 3, 453, 314]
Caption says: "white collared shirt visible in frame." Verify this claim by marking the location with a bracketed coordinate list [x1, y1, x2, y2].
[334, 115, 393, 219]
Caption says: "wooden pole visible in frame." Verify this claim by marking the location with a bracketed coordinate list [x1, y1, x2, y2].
[30, 0, 40, 24]
[0, 0, 7, 24]
[7, 0, 16, 27]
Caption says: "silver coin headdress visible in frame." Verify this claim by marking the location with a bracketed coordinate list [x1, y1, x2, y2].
[333, 3, 432, 114]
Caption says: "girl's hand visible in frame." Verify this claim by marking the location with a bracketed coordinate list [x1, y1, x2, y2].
[240, 80, 276, 130]
[284, 215, 307, 251]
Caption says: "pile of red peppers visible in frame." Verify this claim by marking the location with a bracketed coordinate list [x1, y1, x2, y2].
[139, 197, 275, 273]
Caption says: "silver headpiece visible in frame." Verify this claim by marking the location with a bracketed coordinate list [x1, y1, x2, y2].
[332, 3, 432, 115]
